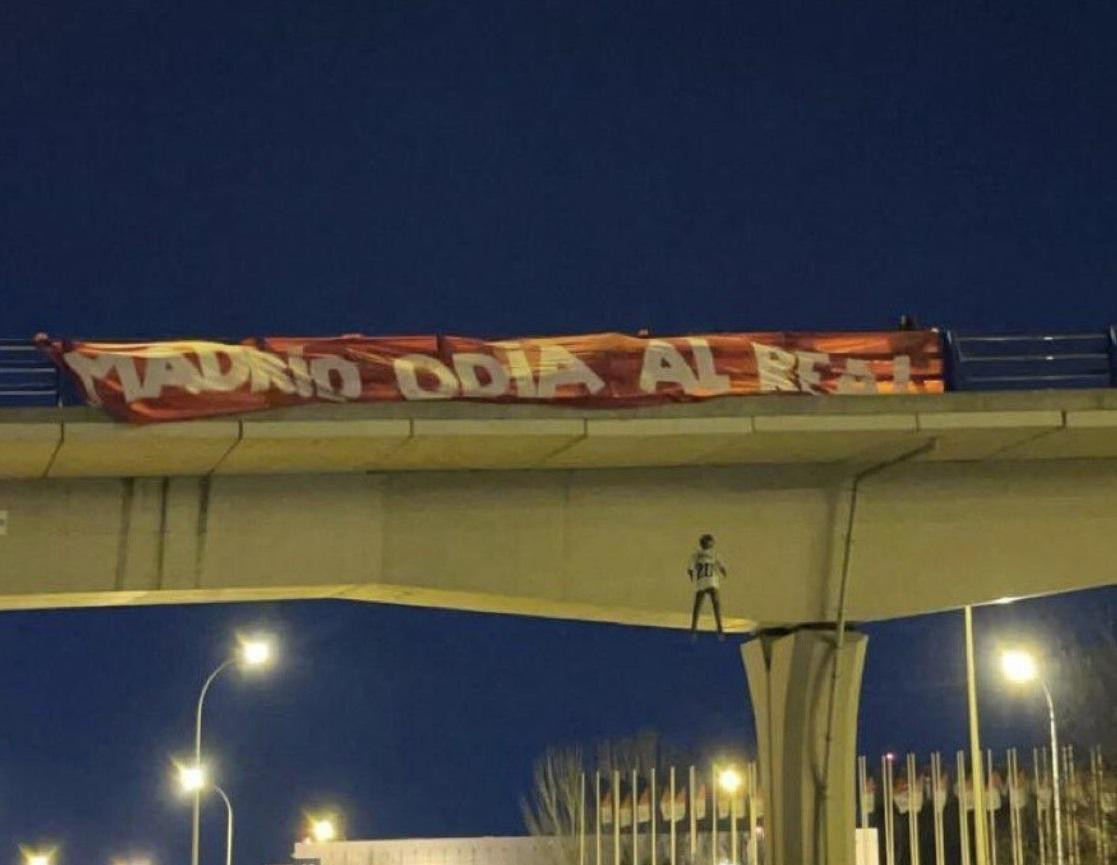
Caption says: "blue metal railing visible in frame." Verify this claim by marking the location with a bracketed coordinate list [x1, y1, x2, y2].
[0, 339, 61, 407]
[5, 330, 1117, 407]
[945, 331, 1116, 391]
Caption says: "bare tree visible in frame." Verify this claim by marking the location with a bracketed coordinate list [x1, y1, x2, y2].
[521, 744, 585, 865]
[522, 732, 687, 865]
[596, 729, 672, 776]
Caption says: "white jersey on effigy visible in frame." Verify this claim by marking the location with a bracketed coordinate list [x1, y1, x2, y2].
[688, 549, 726, 591]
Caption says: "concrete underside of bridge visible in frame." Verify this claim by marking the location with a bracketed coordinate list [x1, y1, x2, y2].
[3, 389, 1117, 865]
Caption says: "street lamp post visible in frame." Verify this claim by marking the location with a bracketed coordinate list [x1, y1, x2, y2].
[213, 785, 234, 865]
[180, 765, 235, 865]
[190, 637, 273, 865]
[1001, 649, 1064, 865]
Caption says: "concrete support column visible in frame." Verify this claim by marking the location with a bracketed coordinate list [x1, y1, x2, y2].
[741, 626, 868, 865]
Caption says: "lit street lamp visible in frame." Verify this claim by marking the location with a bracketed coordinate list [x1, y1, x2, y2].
[1001, 649, 1064, 865]
[718, 767, 742, 864]
[179, 765, 235, 865]
[310, 817, 339, 843]
[717, 768, 742, 795]
[190, 636, 273, 865]
[22, 851, 53, 865]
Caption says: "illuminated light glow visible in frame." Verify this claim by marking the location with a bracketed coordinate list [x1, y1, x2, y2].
[179, 764, 207, 793]
[718, 768, 743, 794]
[1001, 649, 1039, 684]
[311, 818, 338, 842]
[885, 752, 895, 761]
[21, 848, 56, 865]
[239, 636, 274, 667]
[991, 596, 1019, 605]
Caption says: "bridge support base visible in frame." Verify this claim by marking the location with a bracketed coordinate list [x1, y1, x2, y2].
[741, 626, 868, 865]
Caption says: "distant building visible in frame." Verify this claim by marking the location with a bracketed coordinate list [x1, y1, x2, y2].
[292, 836, 556, 865]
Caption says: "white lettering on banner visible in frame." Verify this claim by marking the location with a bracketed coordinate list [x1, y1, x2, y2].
[284, 349, 315, 398]
[639, 341, 695, 393]
[394, 354, 460, 400]
[753, 343, 798, 392]
[310, 356, 361, 401]
[639, 339, 730, 395]
[836, 358, 878, 394]
[535, 345, 606, 399]
[796, 351, 828, 394]
[247, 350, 296, 394]
[454, 353, 510, 398]
[196, 350, 250, 393]
[139, 353, 205, 399]
[57, 339, 922, 408]
[496, 344, 538, 398]
[687, 338, 730, 394]
[63, 351, 120, 405]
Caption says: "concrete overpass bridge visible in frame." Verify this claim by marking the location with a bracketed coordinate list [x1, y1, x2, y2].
[4, 389, 1117, 864]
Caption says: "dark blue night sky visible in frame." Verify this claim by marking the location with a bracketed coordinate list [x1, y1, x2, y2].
[3, 1, 1117, 864]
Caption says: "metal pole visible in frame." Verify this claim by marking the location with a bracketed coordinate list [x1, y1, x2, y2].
[987, 750, 998, 865]
[596, 771, 602, 865]
[580, 772, 586, 865]
[690, 765, 697, 861]
[747, 762, 759, 865]
[651, 767, 657, 865]
[958, 751, 972, 865]
[731, 776, 738, 865]
[1006, 749, 1021, 865]
[883, 755, 895, 865]
[613, 770, 621, 865]
[931, 752, 945, 865]
[1042, 684, 1065, 865]
[906, 753, 921, 865]
[1090, 748, 1102, 865]
[670, 766, 676, 865]
[858, 756, 869, 829]
[1065, 745, 1078, 865]
[214, 784, 233, 865]
[632, 769, 638, 865]
[1094, 747, 1109, 865]
[964, 606, 990, 865]
[711, 765, 717, 865]
[193, 659, 234, 865]
[1034, 748, 1048, 865]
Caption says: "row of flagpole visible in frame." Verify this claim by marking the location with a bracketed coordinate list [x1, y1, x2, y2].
[860, 745, 1112, 865]
[566, 746, 1111, 865]
[576, 763, 761, 865]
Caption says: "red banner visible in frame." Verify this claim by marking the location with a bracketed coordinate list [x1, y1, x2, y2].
[37, 331, 943, 423]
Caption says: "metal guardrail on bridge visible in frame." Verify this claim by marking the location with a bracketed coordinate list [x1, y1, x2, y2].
[945, 330, 1117, 391]
[5, 330, 1117, 407]
[0, 339, 61, 407]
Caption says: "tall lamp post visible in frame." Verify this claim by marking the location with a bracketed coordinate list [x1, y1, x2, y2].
[180, 765, 235, 865]
[191, 636, 274, 865]
[1000, 649, 1064, 865]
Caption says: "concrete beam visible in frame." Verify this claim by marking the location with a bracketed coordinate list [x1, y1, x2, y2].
[6, 390, 1117, 479]
[3, 457, 1117, 625]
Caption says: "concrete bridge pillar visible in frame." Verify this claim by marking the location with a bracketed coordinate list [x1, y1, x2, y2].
[742, 626, 868, 865]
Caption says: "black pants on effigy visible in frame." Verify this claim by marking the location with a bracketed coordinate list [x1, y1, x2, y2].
[690, 588, 724, 635]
